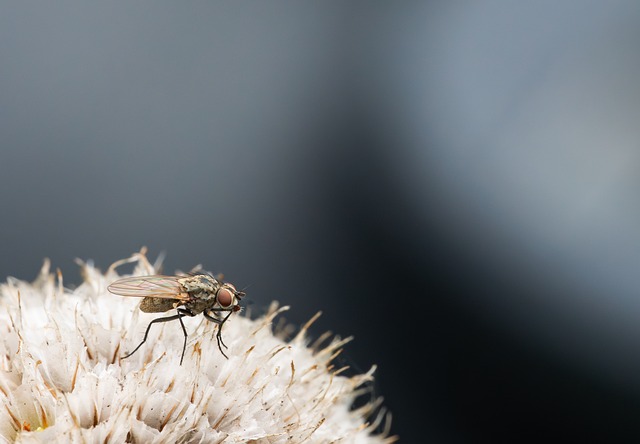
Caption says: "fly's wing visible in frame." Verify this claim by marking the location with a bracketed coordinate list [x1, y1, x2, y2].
[107, 275, 188, 300]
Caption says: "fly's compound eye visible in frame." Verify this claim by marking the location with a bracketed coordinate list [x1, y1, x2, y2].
[217, 286, 235, 308]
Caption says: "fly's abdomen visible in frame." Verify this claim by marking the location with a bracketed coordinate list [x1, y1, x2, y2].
[140, 297, 179, 313]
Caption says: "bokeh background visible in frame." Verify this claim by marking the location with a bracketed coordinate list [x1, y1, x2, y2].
[3, 2, 640, 442]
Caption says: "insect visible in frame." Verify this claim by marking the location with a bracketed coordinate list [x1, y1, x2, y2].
[108, 272, 245, 365]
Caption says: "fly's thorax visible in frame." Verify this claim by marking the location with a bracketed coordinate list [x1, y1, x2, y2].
[178, 274, 220, 295]
[183, 298, 213, 315]
[178, 273, 222, 314]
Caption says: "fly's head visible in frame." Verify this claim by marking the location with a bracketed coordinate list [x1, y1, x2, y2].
[216, 283, 245, 311]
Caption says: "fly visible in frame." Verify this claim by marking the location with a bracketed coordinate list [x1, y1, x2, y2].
[108, 272, 245, 365]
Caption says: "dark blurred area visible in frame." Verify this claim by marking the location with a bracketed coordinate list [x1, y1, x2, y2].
[3, 2, 640, 442]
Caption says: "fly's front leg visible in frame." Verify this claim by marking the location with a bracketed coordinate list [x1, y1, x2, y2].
[204, 308, 233, 358]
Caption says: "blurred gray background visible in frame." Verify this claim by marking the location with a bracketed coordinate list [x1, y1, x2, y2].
[3, 1, 640, 442]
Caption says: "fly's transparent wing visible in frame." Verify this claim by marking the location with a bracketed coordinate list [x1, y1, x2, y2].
[107, 275, 187, 300]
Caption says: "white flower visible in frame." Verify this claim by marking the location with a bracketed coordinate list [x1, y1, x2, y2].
[0, 251, 396, 443]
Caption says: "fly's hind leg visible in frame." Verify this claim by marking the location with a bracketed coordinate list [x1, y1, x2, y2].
[123, 308, 195, 366]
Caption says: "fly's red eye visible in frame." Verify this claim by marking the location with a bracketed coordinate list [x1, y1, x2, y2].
[217, 287, 233, 307]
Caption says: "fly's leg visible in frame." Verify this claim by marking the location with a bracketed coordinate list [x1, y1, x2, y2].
[204, 309, 233, 358]
[175, 308, 195, 365]
[216, 310, 233, 350]
[123, 308, 195, 366]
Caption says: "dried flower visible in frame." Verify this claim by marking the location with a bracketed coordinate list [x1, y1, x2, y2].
[0, 251, 395, 443]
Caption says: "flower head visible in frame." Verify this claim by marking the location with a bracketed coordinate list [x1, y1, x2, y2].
[0, 251, 395, 443]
